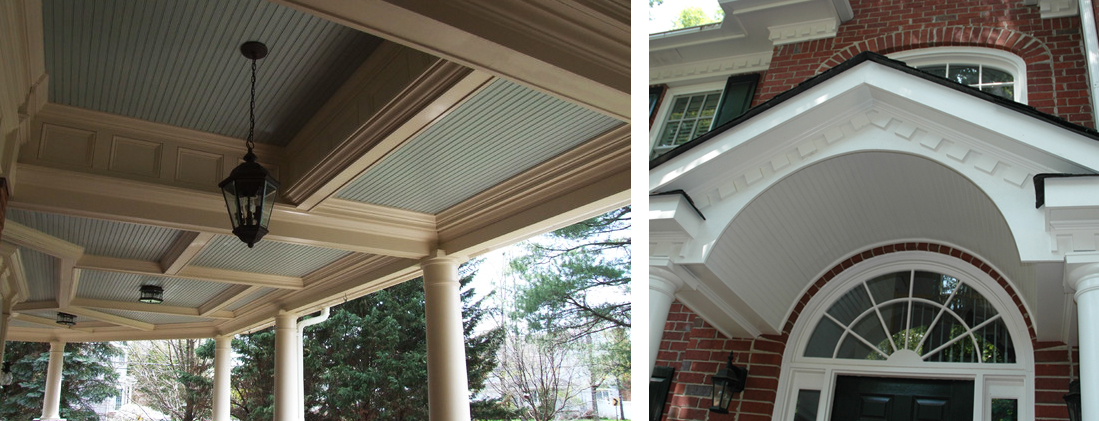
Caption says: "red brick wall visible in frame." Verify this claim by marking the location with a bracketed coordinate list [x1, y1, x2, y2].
[753, 0, 1093, 128]
[656, 242, 1079, 420]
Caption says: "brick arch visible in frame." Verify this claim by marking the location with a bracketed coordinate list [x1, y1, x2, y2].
[781, 241, 1038, 346]
[812, 26, 1057, 117]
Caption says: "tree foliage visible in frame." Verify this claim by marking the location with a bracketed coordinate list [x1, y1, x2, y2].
[671, 6, 724, 29]
[510, 206, 631, 341]
[130, 339, 214, 421]
[231, 262, 504, 421]
[491, 334, 584, 421]
[0, 341, 121, 421]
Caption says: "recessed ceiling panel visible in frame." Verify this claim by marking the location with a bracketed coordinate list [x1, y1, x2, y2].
[191, 235, 351, 276]
[8, 209, 180, 261]
[21, 247, 58, 302]
[335, 79, 624, 213]
[43, 0, 381, 146]
[77, 270, 231, 308]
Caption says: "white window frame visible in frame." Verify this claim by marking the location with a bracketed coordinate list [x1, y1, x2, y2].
[773, 250, 1034, 421]
[889, 47, 1028, 104]
[649, 80, 728, 158]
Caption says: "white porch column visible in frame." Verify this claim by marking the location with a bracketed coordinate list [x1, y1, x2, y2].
[649, 272, 682, 376]
[274, 313, 298, 421]
[212, 335, 232, 421]
[38, 341, 66, 421]
[1070, 261, 1099, 421]
[421, 252, 472, 421]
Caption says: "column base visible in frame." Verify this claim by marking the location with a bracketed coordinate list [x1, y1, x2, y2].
[35, 418, 65, 421]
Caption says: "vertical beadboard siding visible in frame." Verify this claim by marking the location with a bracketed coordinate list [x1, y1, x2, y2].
[96, 308, 213, 324]
[43, 0, 380, 146]
[191, 235, 351, 277]
[21, 247, 59, 302]
[709, 152, 1027, 327]
[335, 78, 624, 213]
[77, 269, 231, 308]
[224, 287, 274, 311]
[8, 209, 180, 261]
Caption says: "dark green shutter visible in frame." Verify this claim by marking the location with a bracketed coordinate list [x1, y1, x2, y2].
[649, 85, 665, 125]
[713, 73, 759, 129]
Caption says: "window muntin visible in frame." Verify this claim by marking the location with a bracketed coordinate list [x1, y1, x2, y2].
[653, 90, 722, 155]
[804, 270, 1015, 363]
[917, 64, 1014, 100]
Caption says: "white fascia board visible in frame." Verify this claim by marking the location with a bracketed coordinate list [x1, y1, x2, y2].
[651, 61, 1099, 192]
[1044, 177, 1099, 208]
[649, 194, 704, 239]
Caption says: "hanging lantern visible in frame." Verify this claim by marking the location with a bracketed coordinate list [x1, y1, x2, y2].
[220, 41, 279, 248]
[709, 352, 748, 413]
[139, 285, 164, 304]
[55, 312, 75, 326]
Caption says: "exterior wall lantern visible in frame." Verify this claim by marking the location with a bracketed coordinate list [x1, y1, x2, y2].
[55, 312, 75, 326]
[709, 352, 748, 413]
[219, 41, 279, 248]
[1065, 379, 1081, 421]
[139, 285, 164, 304]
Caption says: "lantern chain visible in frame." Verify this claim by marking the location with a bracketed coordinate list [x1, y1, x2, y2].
[247, 57, 257, 152]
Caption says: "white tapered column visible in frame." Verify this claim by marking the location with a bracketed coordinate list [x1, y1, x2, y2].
[421, 252, 471, 421]
[38, 341, 66, 421]
[1070, 262, 1099, 421]
[213, 335, 232, 421]
[274, 313, 298, 421]
[649, 272, 682, 377]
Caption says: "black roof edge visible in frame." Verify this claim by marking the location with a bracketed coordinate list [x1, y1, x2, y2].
[650, 189, 706, 220]
[1033, 173, 1099, 208]
[650, 51, 1099, 170]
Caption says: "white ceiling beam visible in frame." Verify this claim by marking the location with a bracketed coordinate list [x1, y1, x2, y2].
[199, 284, 262, 317]
[0, 242, 28, 303]
[11, 313, 64, 329]
[2, 220, 84, 260]
[76, 254, 304, 290]
[272, 0, 629, 120]
[12, 164, 433, 258]
[61, 306, 154, 331]
[159, 231, 215, 275]
[71, 297, 233, 320]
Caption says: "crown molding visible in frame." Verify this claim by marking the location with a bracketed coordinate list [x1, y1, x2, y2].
[768, 17, 839, 46]
[650, 52, 772, 85]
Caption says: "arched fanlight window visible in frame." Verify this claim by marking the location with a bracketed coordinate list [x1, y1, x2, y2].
[889, 47, 1027, 103]
[804, 270, 1015, 363]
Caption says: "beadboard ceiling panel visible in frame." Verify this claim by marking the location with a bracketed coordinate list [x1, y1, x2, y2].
[42, 0, 380, 146]
[335, 78, 624, 213]
[224, 287, 275, 311]
[77, 270, 231, 308]
[191, 235, 351, 276]
[8, 209, 180, 261]
[21, 247, 59, 302]
[9, 320, 43, 329]
[96, 308, 213, 325]
[707, 152, 1030, 328]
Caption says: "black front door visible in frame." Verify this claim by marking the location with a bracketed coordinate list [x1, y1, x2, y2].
[831, 376, 974, 421]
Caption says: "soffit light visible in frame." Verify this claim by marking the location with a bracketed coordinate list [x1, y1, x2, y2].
[709, 352, 748, 414]
[55, 312, 76, 326]
[139, 285, 164, 304]
[219, 41, 280, 248]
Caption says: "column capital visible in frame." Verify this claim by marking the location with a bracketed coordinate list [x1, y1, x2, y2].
[650, 266, 685, 297]
[1065, 253, 1099, 298]
[420, 249, 466, 268]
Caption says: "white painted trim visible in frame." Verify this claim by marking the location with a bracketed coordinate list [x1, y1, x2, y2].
[1080, 0, 1099, 126]
[888, 47, 1028, 104]
[773, 250, 1035, 421]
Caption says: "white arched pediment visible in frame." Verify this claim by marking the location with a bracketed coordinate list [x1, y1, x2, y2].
[649, 56, 1099, 339]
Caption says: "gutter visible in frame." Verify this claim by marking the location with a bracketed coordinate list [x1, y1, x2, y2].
[1080, 0, 1099, 126]
[297, 307, 331, 421]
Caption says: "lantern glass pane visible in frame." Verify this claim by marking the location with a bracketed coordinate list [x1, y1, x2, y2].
[222, 182, 242, 229]
[260, 180, 277, 228]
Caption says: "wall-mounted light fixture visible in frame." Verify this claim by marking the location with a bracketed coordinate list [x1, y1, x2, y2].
[709, 352, 748, 413]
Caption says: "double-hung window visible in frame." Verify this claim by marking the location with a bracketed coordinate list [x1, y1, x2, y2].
[649, 73, 759, 159]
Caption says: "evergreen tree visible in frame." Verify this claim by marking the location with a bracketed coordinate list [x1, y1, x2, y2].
[231, 262, 504, 421]
[510, 206, 631, 340]
[131, 339, 215, 421]
[0, 341, 121, 421]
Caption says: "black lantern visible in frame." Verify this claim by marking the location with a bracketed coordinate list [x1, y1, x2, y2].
[139, 285, 164, 304]
[709, 352, 748, 413]
[219, 41, 279, 248]
[1065, 379, 1081, 421]
[55, 312, 75, 326]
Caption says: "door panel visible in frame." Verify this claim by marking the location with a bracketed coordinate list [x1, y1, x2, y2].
[831, 376, 974, 421]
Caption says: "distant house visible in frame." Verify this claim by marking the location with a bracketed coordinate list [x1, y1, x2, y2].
[650, 1, 1099, 420]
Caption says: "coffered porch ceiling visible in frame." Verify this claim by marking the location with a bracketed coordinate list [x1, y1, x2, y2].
[0, 0, 630, 342]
